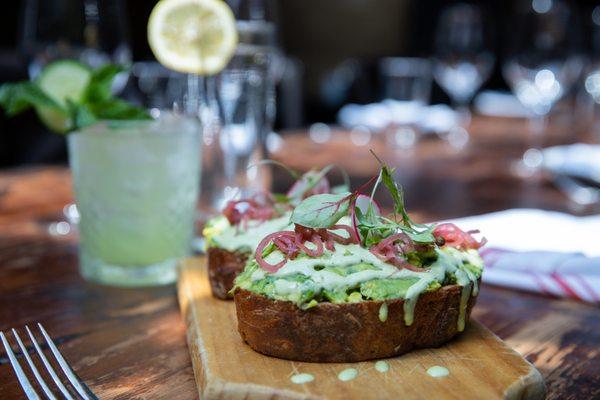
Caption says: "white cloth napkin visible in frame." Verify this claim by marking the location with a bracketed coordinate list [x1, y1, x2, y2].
[337, 100, 459, 134]
[445, 209, 600, 303]
[542, 143, 600, 183]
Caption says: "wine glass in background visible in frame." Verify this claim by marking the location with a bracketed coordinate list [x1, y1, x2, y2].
[186, 0, 281, 252]
[502, 0, 583, 171]
[231, 17, 284, 192]
[381, 58, 432, 106]
[216, 68, 263, 205]
[195, 0, 282, 217]
[580, 5, 600, 142]
[129, 62, 186, 113]
[433, 3, 495, 147]
[380, 57, 432, 149]
[19, 0, 132, 236]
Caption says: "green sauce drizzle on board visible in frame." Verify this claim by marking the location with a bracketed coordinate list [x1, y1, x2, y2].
[375, 361, 390, 373]
[426, 366, 449, 377]
[338, 368, 358, 381]
[290, 373, 314, 384]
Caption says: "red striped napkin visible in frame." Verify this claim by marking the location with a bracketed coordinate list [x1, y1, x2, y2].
[480, 247, 599, 303]
[444, 209, 600, 304]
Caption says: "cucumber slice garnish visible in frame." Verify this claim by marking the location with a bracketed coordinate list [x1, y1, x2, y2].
[37, 60, 92, 105]
[36, 107, 71, 133]
[35, 60, 92, 132]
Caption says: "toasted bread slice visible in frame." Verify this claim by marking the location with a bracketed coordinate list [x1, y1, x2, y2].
[207, 247, 249, 299]
[233, 283, 478, 362]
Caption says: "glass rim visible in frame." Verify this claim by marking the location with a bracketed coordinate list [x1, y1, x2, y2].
[69, 114, 200, 137]
[380, 57, 433, 76]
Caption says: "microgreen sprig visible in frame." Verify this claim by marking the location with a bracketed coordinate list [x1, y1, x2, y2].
[290, 151, 435, 245]
[251, 160, 350, 205]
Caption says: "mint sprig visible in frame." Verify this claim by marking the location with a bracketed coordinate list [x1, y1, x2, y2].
[0, 62, 150, 133]
[0, 82, 61, 116]
[83, 64, 124, 103]
[65, 64, 151, 130]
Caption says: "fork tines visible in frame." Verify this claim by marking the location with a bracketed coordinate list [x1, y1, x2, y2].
[1, 323, 96, 400]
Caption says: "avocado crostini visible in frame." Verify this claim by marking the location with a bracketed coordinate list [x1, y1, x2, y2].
[203, 164, 348, 299]
[232, 159, 485, 362]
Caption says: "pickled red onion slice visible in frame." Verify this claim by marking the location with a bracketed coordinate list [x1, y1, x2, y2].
[328, 224, 360, 245]
[255, 231, 297, 272]
[369, 233, 421, 271]
[255, 224, 359, 272]
[433, 223, 486, 250]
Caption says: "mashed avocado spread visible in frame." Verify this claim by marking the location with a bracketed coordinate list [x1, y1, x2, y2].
[203, 212, 293, 252]
[229, 160, 486, 330]
[233, 243, 483, 328]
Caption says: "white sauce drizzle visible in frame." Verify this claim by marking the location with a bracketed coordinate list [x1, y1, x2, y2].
[210, 213, 293, 252]
[246, 231, 483, 328]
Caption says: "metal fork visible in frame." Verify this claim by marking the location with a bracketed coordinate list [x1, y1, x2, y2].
[1, 323, 98, 400]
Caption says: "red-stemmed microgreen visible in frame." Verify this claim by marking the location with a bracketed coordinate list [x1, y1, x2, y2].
[249, 160, 350, 205]
[255, 153, 484, 273]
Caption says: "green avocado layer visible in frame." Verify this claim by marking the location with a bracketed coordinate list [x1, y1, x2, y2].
[235, 261, 444, 308]
[233, 244, 482, 309]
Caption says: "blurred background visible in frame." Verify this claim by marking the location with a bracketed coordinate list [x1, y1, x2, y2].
[0, 0, 600, 160]
[1, 3, 598, 396]
[1, 0, 599, 216]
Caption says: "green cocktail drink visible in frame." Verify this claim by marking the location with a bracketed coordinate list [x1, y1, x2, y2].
[68, 115, 201, 286]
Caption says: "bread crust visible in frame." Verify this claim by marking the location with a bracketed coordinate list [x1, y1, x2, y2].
[207, 247, 249, 300]
[234, 283, 479, 362]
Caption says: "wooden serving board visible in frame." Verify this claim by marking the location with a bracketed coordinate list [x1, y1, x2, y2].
[177, 257, 546, 400]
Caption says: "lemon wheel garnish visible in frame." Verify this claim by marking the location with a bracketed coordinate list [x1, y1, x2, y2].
[148, 0, 238, 75]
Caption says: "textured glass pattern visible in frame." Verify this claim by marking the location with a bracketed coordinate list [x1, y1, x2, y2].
[68, 115, 201, 286]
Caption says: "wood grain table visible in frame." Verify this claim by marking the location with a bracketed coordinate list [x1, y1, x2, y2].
[0, 116, 599, 399]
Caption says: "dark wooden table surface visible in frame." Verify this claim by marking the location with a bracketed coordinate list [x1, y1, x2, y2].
[0, 116, 599, 399]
